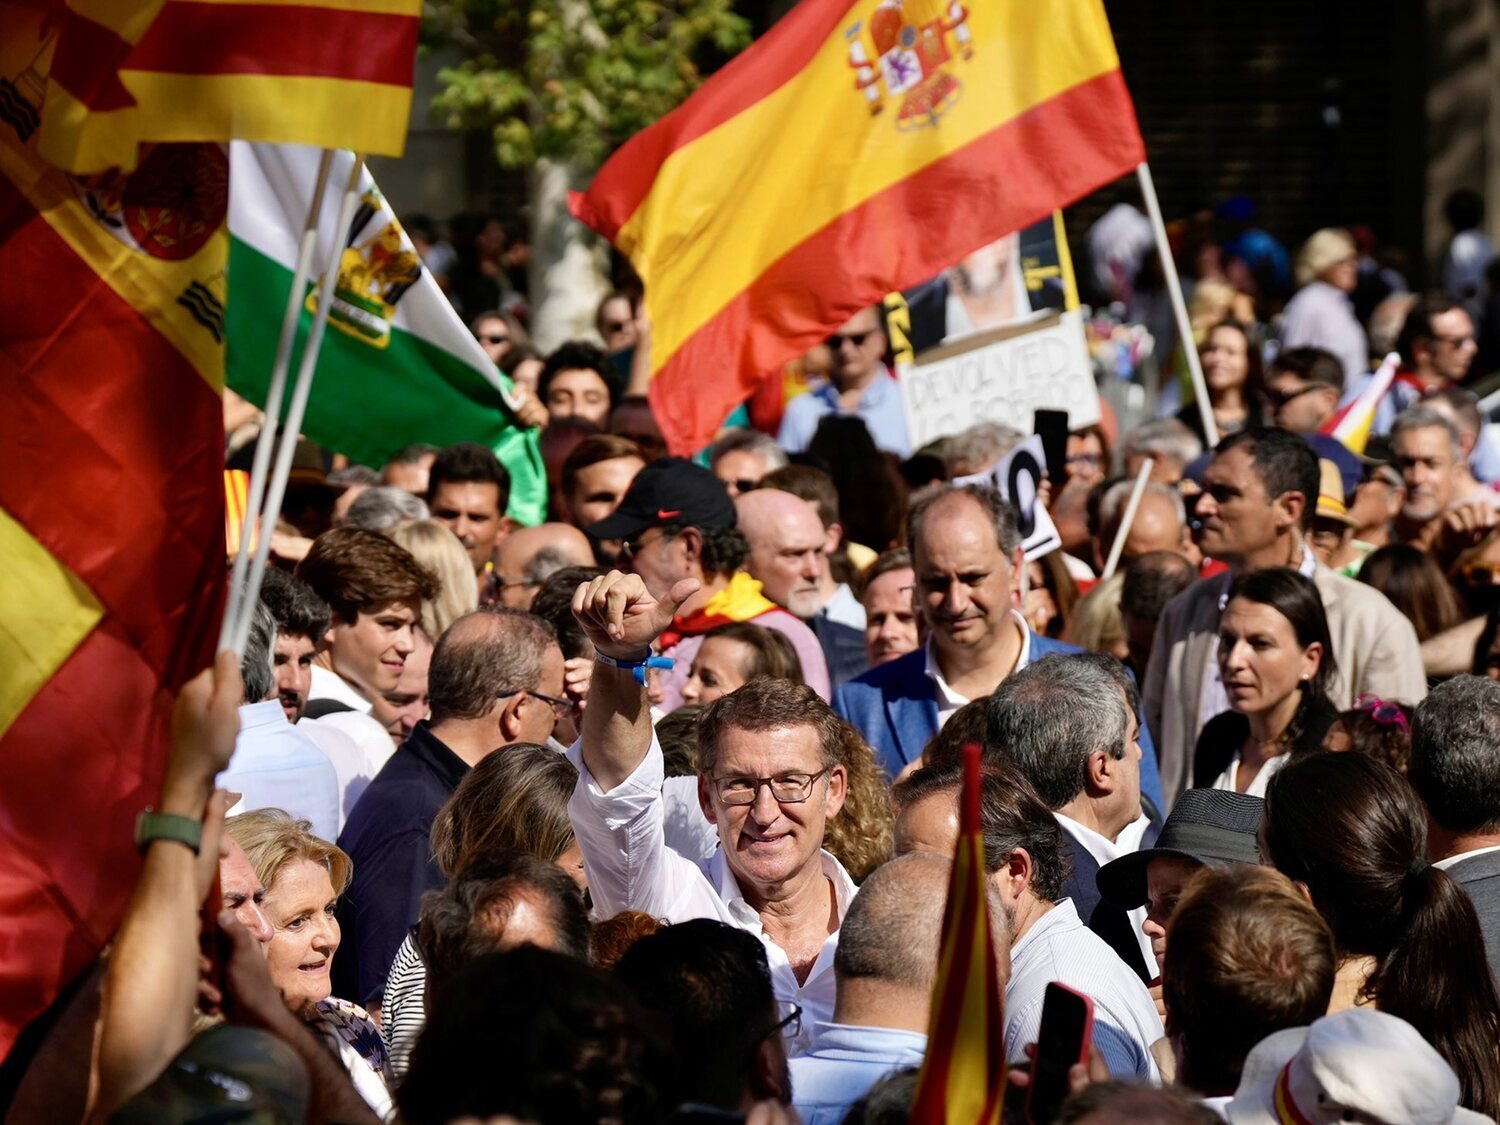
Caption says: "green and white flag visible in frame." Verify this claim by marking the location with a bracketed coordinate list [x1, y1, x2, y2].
[227, 143, 546, 525]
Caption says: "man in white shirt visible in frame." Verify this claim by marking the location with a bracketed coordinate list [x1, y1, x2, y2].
[988, 652, 1155, 981]
[791, 853, 1004, 1124]
[1409, 676, 1500, 985]
[219, 602, 339, 841]
[893, 757, 1163, 1079]
[567, 570, 855, 1050]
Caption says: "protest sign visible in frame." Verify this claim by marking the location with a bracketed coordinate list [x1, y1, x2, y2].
[954, 435, 1062, 561]
[897, 309, 1099, 450]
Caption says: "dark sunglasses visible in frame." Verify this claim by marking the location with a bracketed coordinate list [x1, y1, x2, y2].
[825, 330, 873, 349]
[604, 320, 631, 333]
[1264, 383, 1323, 409]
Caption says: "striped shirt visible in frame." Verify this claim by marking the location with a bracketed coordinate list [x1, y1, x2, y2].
[380, 933, 427, 1080]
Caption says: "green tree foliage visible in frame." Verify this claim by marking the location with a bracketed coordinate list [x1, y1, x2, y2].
[425, 0, 752, 171]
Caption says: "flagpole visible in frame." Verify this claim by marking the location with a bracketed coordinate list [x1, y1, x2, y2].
[220, 148, 335, 652]
[228, 152, 366, 654]
[1135, 162, 1218, 448]
[1101, 458, 1154, 580]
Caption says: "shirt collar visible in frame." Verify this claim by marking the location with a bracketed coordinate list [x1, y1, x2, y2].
[923, 610, 1033, 705]
[237, 699, 288, 730]
[1055, 810, 1148, 867]
[402, 721, 471, 791]
[1434, 843, 1500, 871]
[707, 849, 857, 929]
[806, 1021, 929, 1059]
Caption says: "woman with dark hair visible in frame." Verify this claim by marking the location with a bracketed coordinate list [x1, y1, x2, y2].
[1357, 542, 1463, 642]
[1176, 319, 1264, 446]
[1193, 568, 1338, 795]
[807, 415, 908, 552]
[1263, 752, 1500, 1116]
[680, 620, 804, 707]
[1024, 553, 1080, 640]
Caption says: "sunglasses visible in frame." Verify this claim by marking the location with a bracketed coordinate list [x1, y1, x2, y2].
[604, 320, 631, 333]
[825, 330, 874, 349]
[1354, 694, 1410, 738]
[1265, 383, 1324, 409]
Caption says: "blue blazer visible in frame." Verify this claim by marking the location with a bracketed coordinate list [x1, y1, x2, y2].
[831, 635, 1165, 812]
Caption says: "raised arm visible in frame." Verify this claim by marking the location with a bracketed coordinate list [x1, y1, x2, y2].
[571, 571, 697, 791]
[90, 652, 241, 1119]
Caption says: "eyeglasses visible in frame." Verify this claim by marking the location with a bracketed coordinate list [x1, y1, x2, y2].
[495, 574, 541, 590]
[1264, 383, 1324, 409]
[710, 768, 829, 806]
[1460, 564, 1500, 586]
[618, 527, 676, 562]
[825, 331, 873, 350]
[765, 1002, 802, 1042]
[1354, 694, 1411, 737]
[497, 689, 574, 721]
[479, 333, 510, 346]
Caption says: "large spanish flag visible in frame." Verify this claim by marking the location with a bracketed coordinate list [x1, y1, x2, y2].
[29, 0, 420, 175]
[910, 744, 1005, 1124]
[0, 3, 226, 1057]
[572, 0, 1144, 455]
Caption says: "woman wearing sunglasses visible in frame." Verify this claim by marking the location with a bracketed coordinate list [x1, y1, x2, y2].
[1193, 568, 1339, 796]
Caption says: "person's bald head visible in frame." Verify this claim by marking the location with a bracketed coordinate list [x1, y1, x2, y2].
[833, 853, 1010, 1028]
[494, 523, 595, 609]
[427, 608, 564, 747]
[1099, 482, 1189, 568]
[736, 488, 835, 618]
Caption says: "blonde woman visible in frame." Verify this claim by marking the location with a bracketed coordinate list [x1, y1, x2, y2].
[223, 810, 391, 1117]
[387, 518, 478, 639]
[1066, 572, 1130, 662]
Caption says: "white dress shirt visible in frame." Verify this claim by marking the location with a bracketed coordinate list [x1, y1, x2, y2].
[1005, 899, 1164, 1079]
[221, 701, 341, 842]
[566, 736, 857, 1055]
[309, 663, 372, 713]
[789, 1023, 928, 1125]
[924, 611, 1033, 729]
[302, 711, 398, 828]
[1435, 843, 1500, 871]
[1056, 811, 1156, 975]
[1209, 751, 1289, 800]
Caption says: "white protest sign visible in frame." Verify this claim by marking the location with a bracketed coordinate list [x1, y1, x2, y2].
[954, 435, 1062, 561]
[897, 309, 1099, 450]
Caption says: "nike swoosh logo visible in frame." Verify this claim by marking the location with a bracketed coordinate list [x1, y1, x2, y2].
[657, 509, 682, 519]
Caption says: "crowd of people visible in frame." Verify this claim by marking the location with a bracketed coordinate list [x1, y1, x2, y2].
[32, 195, 1500, 1125]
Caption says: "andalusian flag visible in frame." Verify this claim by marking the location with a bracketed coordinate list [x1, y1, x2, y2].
[910, 744, 1005, 1124]
[573, 0, 1144, 455]
[1320, 351, 1400, 456]
[0, 7, 227, 1055]
[227, 144, 548, 525]
[34, 0, 420, 175]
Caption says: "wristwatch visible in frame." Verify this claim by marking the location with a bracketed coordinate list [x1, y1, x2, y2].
[134, 808, 203, 855]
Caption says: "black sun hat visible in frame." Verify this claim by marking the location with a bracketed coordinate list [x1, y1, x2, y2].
[1097, 788, 1265, 910]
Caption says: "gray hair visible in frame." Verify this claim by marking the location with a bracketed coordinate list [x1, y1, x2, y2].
[945, 422, 1025, 477]
[907, 484, 1022, 556]
[1099, 479, 1186, 530]
[1121, 419, 1203, 472]
[984, 653, 1128, 809]
[706, 429, 788, 474]
[1390, 405, 1463, 462]
[241, 601, 277, 705]
[1409, 676, 1500, 835]
[343, 485, 430, 531]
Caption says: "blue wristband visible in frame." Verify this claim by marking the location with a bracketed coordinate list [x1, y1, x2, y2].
[595, 650, 674, 686]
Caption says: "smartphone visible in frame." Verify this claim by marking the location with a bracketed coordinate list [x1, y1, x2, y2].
[1025, 982, 1095, 1125]
[1033, 409, 1071, 485]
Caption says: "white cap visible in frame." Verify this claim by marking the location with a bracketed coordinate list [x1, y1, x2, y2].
[1226, 1009, 1494, 1125]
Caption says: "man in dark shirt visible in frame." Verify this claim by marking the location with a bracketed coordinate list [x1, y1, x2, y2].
[334, 607, 565, 1013]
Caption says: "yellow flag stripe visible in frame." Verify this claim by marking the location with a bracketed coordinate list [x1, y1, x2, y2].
[622, 0, 1122, 373]
[178, 0, 418, 12]
[0, 509, 104, 741]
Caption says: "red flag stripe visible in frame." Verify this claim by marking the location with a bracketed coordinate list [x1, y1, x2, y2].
[570, 0, 856, 242]
[0, 178, 224, 680]
[45, 8, 136, 112]
[125, 3, 419, 87]
[645, 68, 1142, 455]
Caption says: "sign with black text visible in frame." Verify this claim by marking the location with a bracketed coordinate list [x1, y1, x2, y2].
[954, 435, 1062, 561]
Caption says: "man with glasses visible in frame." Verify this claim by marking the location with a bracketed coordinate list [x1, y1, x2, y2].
[1363, 293, 1482, 436]
[1265, 347, 1344, 435]
[335, 607, 565, 1016]
[777, 305, 912, 457]
[567, 569, 854, 1042]
[587, 456, 831, 709]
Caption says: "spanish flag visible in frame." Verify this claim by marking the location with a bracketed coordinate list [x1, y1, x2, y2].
[27, 0, 419, 175]
[910, 743, 1005, 1124]
[572, 0, 1144, 455]
[1319, 351, 1399, 456]
[0, 4, 226, 1056]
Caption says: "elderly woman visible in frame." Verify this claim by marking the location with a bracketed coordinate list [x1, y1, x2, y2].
[1280, 228, 1368, 388]
[224, 810, 390, 1117]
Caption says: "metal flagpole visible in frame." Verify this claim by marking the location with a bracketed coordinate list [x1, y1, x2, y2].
[228, 152, 366, 655]
[1136, 162, 1218, 448]
[220, 147, 335, 652]
[1101, 458, 1154, 579]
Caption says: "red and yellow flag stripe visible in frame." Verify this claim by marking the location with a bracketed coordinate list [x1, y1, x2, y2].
[910, 743, 1005, 1124]
[37, 0, 420, 174]
[574, 0, 1144, 455]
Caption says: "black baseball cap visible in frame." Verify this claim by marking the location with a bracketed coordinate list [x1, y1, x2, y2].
[1096, 788, 1264, 910]
[586, 456, 736, 541]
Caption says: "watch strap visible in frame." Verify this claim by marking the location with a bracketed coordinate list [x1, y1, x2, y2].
[135, 809, 202, 855]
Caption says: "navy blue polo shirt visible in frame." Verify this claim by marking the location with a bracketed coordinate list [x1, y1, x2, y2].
[333, 721, 468, 1006]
